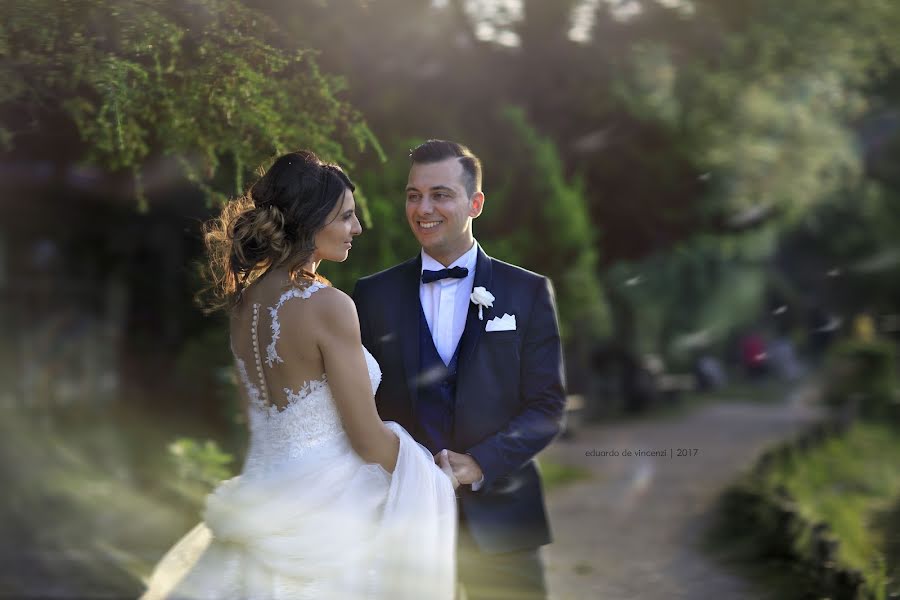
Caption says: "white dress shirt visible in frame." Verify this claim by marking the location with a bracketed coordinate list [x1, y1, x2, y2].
[419, 241, 485, 491]
[419, 242, 478, 366]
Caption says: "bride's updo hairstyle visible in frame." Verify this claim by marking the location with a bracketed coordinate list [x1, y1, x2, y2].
[202, 150, 355, 312]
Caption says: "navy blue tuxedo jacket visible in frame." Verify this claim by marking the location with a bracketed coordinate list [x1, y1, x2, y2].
[352, 246, 566, 554]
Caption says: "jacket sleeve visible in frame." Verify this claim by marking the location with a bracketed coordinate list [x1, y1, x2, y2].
[351, 279, 374, 352]
[466, 277, 566, 491]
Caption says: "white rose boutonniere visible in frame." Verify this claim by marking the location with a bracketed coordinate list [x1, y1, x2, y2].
[470, 286, 495, 320]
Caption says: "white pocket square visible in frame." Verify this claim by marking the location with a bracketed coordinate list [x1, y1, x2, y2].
[485, 313, 516, 332]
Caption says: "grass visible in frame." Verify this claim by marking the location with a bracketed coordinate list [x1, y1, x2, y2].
[537, 457, 592, 493]
[706, 378, 796, 404]
[874, 500, 900, 594]
[708, 421, 900, 599]
[768, 423, 900, 595]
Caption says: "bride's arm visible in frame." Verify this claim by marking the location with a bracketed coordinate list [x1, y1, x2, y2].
[310, 287, 400, 472]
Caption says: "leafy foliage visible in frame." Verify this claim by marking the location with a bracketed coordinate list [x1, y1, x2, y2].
[825, 339, 899, 424]
[168, 437, 234, 488]
[490, 107, 609, 339]
[716, 423, 900, 598]
[612, 231, 774, 360]
[0, 0, 378, 208]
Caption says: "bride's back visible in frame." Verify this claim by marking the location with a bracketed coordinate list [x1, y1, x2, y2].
[229, 272, 330, 414]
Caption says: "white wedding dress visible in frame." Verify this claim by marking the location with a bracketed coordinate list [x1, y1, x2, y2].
[141, 282, 457, 599]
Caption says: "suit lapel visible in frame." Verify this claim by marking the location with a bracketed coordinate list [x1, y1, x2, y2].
[455, 246, 493, 381]
[399, 254, 422, 412]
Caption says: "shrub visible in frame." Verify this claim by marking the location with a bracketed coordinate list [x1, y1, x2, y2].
[824, 338, 899, 425]
[168, 437, 234, 489]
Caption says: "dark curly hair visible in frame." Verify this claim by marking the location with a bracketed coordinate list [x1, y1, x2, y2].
[201, 150, 355, 312]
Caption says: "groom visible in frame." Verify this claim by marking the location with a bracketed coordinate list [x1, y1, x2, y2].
[353, 140, 566, 599]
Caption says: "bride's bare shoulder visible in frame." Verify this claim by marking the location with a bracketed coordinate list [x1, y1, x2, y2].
[304, 285, 358, 326]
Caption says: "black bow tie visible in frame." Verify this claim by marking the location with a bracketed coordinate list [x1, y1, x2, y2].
[421, 266, 469, 284]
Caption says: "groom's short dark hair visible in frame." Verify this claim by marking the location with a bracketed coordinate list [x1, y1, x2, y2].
[410, 139, 482, 198]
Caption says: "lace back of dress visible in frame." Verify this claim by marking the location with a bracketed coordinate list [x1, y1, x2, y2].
[232, 281, 330, 414]
[232, 280, 350, 473]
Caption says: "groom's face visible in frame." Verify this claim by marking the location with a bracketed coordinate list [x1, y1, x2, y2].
[406, 158, 483, 265]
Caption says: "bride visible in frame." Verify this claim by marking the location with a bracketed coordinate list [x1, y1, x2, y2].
[141, 150, 458, 599]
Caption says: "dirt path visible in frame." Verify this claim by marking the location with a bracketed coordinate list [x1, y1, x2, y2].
[539, 384, 825, 600]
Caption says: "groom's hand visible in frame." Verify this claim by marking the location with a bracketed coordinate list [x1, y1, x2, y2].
[434, 450, 483, 485]
[437, 450, 460, 490]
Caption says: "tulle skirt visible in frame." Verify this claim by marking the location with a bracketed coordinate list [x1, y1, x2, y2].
[140, 422, 457, 599]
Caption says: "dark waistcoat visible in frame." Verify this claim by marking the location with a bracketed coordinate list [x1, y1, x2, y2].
[415, 302, 461, 454]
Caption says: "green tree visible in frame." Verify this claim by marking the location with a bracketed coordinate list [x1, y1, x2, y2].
[0, 0, 378, 208]
[486, 106, 609, 340]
